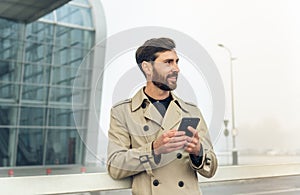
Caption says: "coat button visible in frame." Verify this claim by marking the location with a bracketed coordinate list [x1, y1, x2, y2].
[153, 179, 159, 186]
[176, 153, 182, 159]
[205, 157, 211, 166]
[141, 102, 147, 109]
[178, 181, 184, 187]
[143, 125, 149, 131]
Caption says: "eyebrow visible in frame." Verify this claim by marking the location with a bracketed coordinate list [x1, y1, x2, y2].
[163, 58, 179, 63]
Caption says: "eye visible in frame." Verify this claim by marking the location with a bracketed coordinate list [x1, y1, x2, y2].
[163, 59, 179, 66]
[164, 60, 173, 65]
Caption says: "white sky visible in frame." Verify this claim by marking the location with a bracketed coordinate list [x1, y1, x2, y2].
[99, 0, 300, 154]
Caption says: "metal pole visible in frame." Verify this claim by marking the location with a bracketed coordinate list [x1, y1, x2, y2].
[218, 44, 238, 165]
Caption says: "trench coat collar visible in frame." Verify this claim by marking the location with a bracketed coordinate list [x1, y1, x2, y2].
[131, 88, 191, 129]
[131, 87, 190, 113]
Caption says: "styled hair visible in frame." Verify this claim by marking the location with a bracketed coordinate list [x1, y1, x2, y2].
[135, 38, 176, 75]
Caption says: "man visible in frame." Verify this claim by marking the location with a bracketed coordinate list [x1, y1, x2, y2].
[107, 38, 217, 195]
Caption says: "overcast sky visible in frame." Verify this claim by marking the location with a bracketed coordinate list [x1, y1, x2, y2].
[99, 0, 300, 155]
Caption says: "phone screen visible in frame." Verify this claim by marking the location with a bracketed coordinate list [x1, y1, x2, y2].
[178, 117, 200, 137]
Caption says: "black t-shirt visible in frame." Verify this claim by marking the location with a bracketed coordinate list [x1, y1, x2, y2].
[145, 93, 172, 117]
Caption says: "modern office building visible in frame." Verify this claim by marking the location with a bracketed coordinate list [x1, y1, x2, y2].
[0, 0, 106, 171]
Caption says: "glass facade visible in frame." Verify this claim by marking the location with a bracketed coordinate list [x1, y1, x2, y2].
[0, 0, 95, 167]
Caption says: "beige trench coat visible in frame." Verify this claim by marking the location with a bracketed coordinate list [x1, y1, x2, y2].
[107, 88, 217, 195]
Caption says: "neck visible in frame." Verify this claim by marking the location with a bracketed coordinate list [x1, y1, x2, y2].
[144, 82, 170, 100]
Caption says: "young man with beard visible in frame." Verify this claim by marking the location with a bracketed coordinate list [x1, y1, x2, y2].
[107, 38, 217, 195]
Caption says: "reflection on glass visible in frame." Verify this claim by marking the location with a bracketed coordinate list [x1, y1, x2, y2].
[49, 108, 75, 127]
[71, 89, 90, 106]
[0, 19, 24, 62]
[52, 66, 78, 86]
[46, 129, 82, 165]
[23, 64, 50, 84]
[70, 108, 87, 128]
[22, 85, 48, 102]
[20, 107, 45, 126]
[0, 83, 19, 100]
[0, 60, 21, 83]
[56, 4, 93, 28]
[25, 42, 53, 64]
[16, 128, 44, 166]
[50, 87, 73, 103]
[40, 12, 54, 21]
[26, 22, 54, 44]
[1, 40, 22, 60]
[0, 127, 10, 166]
[0, 105, 17, 125]
[55, 26, 94, 52]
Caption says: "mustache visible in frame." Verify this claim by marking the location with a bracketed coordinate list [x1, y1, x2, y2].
[167, 72, 178, 79]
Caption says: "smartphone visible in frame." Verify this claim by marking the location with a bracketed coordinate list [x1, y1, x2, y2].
[178, 117, 200, 137]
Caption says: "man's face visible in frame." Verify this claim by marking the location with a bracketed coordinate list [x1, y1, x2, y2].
[151, 50, 180, 91]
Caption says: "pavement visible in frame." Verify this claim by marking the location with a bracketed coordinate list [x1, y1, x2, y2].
[97, 175, 300, 195]
[200, 175, 300, 195]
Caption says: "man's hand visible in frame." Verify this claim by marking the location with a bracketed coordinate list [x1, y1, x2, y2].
[184, 126, 201, 156]
[153, 130, 187, 155]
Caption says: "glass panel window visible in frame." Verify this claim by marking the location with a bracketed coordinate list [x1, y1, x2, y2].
[40, 12, 54, 22]
[50, 87, 73, 103]
[20, 107, 45, 126]
[0, 38, 23, 61]
[16, 128, 44, 166]
[0, 105, 18, 126]
[71, 88, 90, 106]
[46, 129, 82, 165]
[22, 85, 48, 102]
[73, 0, 89, 4]
[23, 64, 50, 84]
[71, 108, 88, 128]
[51, 66, 78, 86]
[26, 22, 54, 44]
[49, 108, 76, 127]
[55, 26, 94, 51]
[25, 22, 54, 65]
[56, 4, 93, 28]
[25, 42, 53, 64]
[0, 19, 23, 39]
[51, 66, 92, 88]
[0, 60, 21, 83]
[0, 83, 19, 100]
[73, 68, 92, 88]
[0, 127, 10, 167]
[0, 19, 24, 61]
[53, 47, 87, 68]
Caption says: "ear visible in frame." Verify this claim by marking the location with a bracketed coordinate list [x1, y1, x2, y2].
[141, 61, 152, 79]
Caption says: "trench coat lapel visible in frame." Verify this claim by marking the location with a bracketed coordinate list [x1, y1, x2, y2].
[144, 103, 163, 126]
[161, 101, 182, 130]
[131, 88, 186, 129]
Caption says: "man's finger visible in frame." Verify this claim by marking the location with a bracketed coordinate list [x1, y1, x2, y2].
[168, 140, 186, 148]
[174, 130, 186, 136]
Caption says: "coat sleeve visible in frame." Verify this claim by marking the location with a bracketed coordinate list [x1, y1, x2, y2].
[188, 111, 218, 178]
[107, 107, 158, 179]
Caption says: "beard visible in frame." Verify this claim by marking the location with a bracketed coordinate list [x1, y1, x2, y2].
[152, 68, 178, 91]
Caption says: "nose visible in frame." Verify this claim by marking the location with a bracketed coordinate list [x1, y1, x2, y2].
[172, 62, 180, 73]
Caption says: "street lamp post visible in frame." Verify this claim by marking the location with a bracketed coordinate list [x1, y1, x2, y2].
[218, 44, 238, 165]
[223, 119, 229, 164]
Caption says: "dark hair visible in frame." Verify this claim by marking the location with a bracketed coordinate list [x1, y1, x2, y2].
[135, 37, 176, 75]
